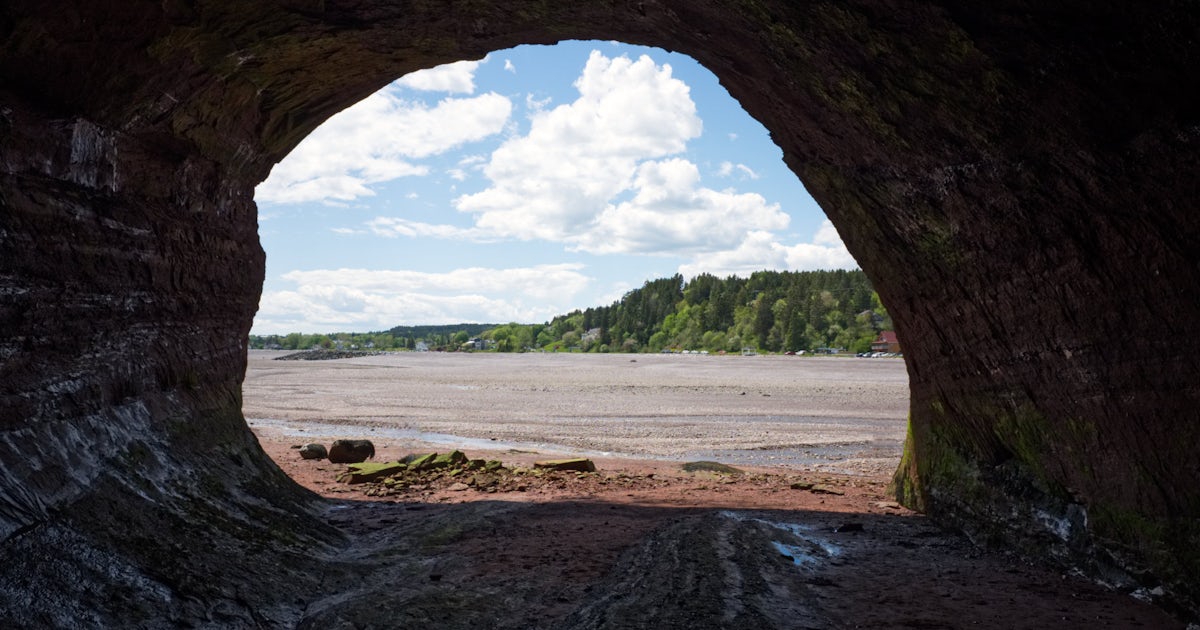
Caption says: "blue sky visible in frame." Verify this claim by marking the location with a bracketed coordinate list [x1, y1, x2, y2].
[252, 41, 855, 334]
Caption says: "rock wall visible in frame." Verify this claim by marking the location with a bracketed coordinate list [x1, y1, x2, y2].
[1, 0, 1197, 622]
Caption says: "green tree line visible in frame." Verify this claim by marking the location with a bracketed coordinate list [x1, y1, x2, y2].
[248, 323, 495, 352]
[249, 270, 891, 355]
[485, 269, 891, 354]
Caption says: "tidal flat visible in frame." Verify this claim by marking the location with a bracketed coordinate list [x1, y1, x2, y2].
[243, 350, 909, 475]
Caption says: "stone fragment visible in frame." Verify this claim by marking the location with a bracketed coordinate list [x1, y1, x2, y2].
[447, 482, 470, 492]
[809, 484, 844, 496]
[328, 439, 375, 464]
[533, 458, 596, 472]
[298, 443, 327, 460]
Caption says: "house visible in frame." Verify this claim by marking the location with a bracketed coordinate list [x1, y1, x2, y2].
[858, 309, 885, 327]
[871, 331, 901, 354]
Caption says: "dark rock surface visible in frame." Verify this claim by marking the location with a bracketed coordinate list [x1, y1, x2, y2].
[299, 443, 328, 460]
[328, 439, 376, 464]
[1, 0, 1198, 624]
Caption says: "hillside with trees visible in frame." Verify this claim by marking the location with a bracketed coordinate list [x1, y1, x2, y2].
[248, 270, 890, 355]
[248, 323, 496, 351]
[484, 269, 890, 354]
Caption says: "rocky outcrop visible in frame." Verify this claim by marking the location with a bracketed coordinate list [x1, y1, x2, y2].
[1, 0, 1197, 623]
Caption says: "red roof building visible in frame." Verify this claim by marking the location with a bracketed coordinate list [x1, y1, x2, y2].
[871, 331, 901, 354]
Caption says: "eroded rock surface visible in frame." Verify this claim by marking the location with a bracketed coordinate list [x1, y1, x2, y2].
[1, 0, 1198, 624]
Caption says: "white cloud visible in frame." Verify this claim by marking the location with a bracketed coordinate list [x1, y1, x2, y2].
[253, 264, 591, 332]
[677, 220, 857, 278]
[255, 88, 511, 204]
[572, 158, 788, 255]
[456, 50, 702, 241]
[525, 93, 552, 112]
[504, 59, 516, 73]
[366, 216, 494, 241]
[396, 59, 482, 94]
[717, 161, 759, 180]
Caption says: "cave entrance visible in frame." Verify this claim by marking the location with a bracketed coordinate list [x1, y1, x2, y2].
[245, 41, 911, 498]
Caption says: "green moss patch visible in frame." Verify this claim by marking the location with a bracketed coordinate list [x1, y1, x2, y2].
[681, 461, 743, 475]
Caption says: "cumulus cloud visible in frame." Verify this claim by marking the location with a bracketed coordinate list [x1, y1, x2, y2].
[443, 50, 799, 262]
[504, 59, 516, 73]
[255, 88, 511, 204]
[395, 59, 482, 93]
[573, 159, 788, 255]
[254, 264, 591, 332]
[456, 50, 702, 241]
[677, 220, 857, 278]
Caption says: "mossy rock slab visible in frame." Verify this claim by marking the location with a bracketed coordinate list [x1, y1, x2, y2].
[338, 462, 407, 484]
[533, 458, 596, 472]
[681, 461, 743, 475]
[431, 450, 468, 469]
[404, 453, 438, 470]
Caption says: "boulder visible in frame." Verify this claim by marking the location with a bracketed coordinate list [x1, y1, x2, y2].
[298, 443, 327, 460]
[328, 439, 375, 464]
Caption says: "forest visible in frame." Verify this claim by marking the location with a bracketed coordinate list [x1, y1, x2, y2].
[484, 269, 889, 354]
[248, 270, 891, 355]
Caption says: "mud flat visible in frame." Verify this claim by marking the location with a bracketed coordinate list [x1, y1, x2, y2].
[243, 350, 911, 476]
[243, 351, 1182, 628]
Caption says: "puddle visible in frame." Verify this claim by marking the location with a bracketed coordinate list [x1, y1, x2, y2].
[721, 511, 842, 570]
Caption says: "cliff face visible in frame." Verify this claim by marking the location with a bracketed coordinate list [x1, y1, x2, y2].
[2, 0, 1198, 622]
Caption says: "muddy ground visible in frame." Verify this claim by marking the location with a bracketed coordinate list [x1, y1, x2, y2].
[245, 351, 1183, 628]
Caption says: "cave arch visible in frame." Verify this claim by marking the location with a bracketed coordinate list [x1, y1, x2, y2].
[2, 0, 1198, 623]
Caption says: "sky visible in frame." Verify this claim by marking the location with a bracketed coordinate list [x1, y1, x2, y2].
[252, 40, 856, 335]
